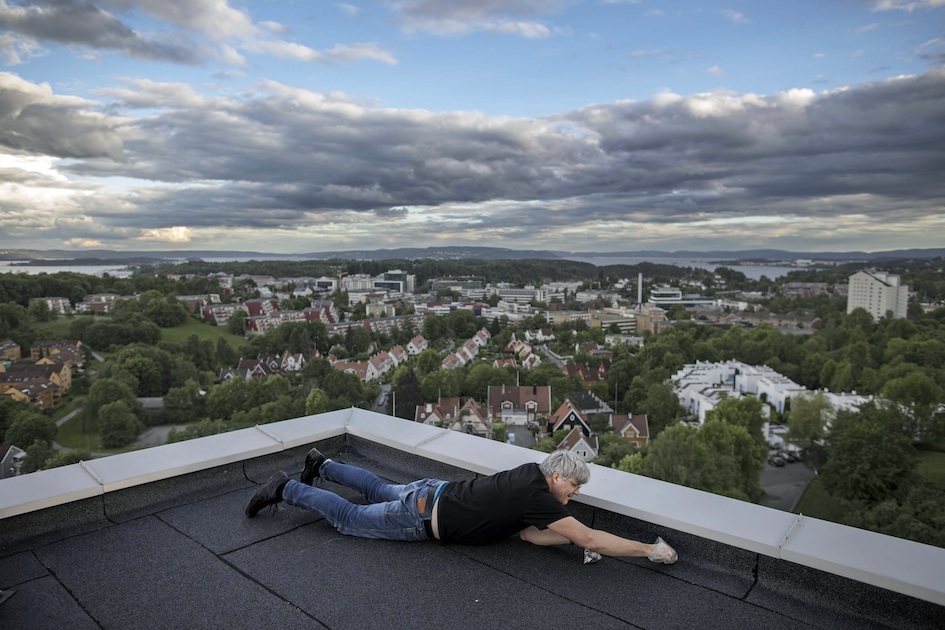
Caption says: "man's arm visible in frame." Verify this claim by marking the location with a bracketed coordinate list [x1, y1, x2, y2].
[545, 516, 677, 562]
[519, 525, 571, 546]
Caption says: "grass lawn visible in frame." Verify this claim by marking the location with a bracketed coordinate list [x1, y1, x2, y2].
[917, 450, 945, 489]
[33, 315, 247, 350]
[31, 317, 76, 338]
[56, 412, 108, 453]
[794, 476, 846, 521]
[160, 316, 248, 348]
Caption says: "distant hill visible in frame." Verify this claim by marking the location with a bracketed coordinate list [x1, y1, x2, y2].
[572, 248, 945, 262]
[1, 246, 943, 264]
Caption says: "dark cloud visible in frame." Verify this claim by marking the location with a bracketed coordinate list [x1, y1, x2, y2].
[0, 0, 205, 63]
[0, 72, 125, 158]
[2, 68, 944, 249]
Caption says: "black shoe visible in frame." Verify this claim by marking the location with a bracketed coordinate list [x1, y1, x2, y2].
[245, 471, 289, 517]
[300, 447, 326, 486]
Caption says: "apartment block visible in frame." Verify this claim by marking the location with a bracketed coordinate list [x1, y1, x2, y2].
[846, 269, 909, 320]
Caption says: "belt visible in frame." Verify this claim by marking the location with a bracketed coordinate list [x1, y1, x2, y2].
[418, 481, 447, 540]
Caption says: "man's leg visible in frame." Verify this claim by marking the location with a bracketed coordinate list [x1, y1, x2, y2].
[282, 479, 428, 541]
[319, 459, 408, 503]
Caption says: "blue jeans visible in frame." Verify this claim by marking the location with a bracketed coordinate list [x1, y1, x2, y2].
[282, 459, 442, 541]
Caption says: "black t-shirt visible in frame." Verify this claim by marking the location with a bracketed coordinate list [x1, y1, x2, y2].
[436, 463, 571, 545]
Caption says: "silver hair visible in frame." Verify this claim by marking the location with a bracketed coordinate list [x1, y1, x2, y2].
[539, 450, 590, 485]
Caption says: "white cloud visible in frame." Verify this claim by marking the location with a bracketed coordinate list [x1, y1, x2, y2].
[722, 9, 749, 24]
[136, 226, 192, 243]
[707, 65, 725, 76]
[856, 23, 880, 34]
[869, 0, 945, 11]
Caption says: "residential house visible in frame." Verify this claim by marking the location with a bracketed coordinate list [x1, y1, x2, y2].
[30, 340, 84, 365]
[488, 384, 552, 426]
[367, 352, 395, 381]
[74, 293, 119, 314]
[389, 345, 408, 367]
[557, 427, 598, 463]
[202, 303, 246, 325]
[546, 399, 592, 438]
[441, 354, 464, 370]
[415, 397, 461, 427]
[569, 391, 614, 418]
[0, 341, 21, 363]
[29, 296, 71, 315]
[331, 360, 369, 381]
[6, 362, 72, 394]
[521, 353, 542, 370]
[243, 298, 279, 317]
[280, 350, 306, 372]
[611, 413, 649, 448]
[218, 359, 275, 382]
[449, 399, 492, 438]
[406, 335, 428, 355]
[524, 328, 555, 343]
[0, 377, 61, 410]
[493, 358, 518, 369]
[0, 444, 26, 479]
[562, 361, 609, 385]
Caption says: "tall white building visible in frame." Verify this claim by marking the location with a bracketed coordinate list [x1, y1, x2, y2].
[846, 270, 910, 320]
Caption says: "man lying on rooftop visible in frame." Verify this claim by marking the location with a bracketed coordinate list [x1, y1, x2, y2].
[245, 448, 678, 564]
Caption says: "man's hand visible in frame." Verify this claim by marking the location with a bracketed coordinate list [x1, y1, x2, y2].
[648, 536, 678, 564]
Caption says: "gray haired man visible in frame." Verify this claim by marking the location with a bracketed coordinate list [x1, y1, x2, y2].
[246, 448, 677, 564]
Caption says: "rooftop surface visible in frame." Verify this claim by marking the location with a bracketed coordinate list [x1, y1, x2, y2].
[2, 409, 944, 630]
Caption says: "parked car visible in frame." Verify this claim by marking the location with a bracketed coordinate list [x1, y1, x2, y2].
[768, 455, 786, 467]
[779, 451, 799, 463]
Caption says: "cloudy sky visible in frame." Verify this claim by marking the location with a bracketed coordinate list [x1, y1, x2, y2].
[1, 0, 943, 255]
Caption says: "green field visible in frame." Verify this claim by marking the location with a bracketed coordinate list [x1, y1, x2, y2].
[33, 314, 248, 349]
[31, 318, 75, 339]
[917, 450, 945, 489]
[158, 316, 249, 348]
[794, 476, 846, 521]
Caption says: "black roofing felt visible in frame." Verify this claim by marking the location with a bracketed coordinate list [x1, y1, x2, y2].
[1, 435, 943, 630]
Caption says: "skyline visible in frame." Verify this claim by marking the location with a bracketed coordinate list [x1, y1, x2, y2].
[1, 1, 944, 254]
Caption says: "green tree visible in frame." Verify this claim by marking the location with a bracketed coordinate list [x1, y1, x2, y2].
[5, 413, 57, 448]
[463, 363, 514, 401]
[532, 429, 571, 453]
[882, 371, 945, 444]
[698, 419, 764, 501]
[144, 296, 188, 327]
[821, 401, 918, 504]
[492, 422, 508, 443]
[785, 391, 833, 468]
[421, 368, 462, 401]
[28, 299, 53, 322]
[20, 439, 55, 473]
[595, 433, 637, 468]
[228, 309, 248, 336]
[41, 449, 94, 470]
[641, 424, 709, 490]
[704, 395, 767, 450]
[164, 379, 206, 423]
[415, 349, 444, 377]
[304, 388, 330, 415]
[390, 367, 424, 419]
[99, 400, 145, 448]
[84, 378, 141, 431]
[636, 382, 682, 438]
